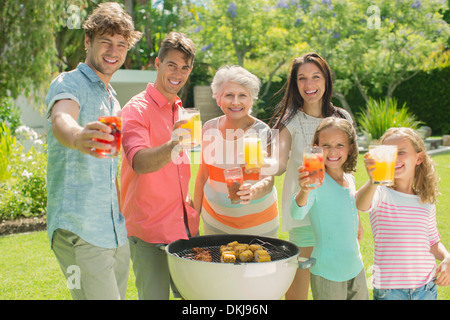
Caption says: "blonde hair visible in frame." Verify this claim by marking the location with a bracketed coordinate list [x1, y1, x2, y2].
[312, 117, 358, 173]
[381, 127, 440, 204]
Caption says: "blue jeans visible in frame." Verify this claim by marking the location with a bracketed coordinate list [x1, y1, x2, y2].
[373, 279, 437, 300]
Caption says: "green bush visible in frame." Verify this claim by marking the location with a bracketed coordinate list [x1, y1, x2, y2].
[0, 123, 17, 181]
[0, 97, 23, 134]
[0, 124, 47, 220]
[394, 66, 450, 135]
[335, 65, 450, 136]
[356, 97, 423, 141]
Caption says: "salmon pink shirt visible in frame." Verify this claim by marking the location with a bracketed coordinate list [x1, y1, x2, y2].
[120, 83, 199, 244]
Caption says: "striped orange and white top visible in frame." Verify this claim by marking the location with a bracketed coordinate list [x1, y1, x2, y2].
[200, 117, 279, 236]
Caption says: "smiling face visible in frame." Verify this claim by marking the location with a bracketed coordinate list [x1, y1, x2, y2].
[297, 62, 326, 110]
[154, 49, 193, 102]
[85, 33, 128, 84]
[382, 134, 423, 183]
[317, 127, 352, 173]
[217, 81, 253, 121]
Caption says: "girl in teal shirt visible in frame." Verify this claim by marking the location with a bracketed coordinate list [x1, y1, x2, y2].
[291, 117, 368, 300]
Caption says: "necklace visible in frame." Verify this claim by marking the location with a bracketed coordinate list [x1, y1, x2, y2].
[297, 109, 321, 148]
[297, 111, 310, 148]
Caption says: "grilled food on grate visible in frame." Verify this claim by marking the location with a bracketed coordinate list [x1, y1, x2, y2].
[191, 247, 212, 262]
[187, 241, 273, 263]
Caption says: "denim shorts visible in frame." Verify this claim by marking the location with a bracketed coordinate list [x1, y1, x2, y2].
[373, 278, 437, 300]
[288, 225, 315, 247]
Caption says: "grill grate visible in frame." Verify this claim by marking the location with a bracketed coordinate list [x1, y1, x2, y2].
[172, 238, 293, 264]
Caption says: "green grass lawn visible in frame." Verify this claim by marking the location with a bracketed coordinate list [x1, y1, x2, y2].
[1, 152, 449, 300]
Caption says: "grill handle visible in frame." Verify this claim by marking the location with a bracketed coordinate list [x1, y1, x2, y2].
[298, 257, 316, 269]
[285, 257, 316, 269]
[156, 244, 167, 251]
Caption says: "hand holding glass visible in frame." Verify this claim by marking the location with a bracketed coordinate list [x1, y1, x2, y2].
[94, 116, 122, 158]
[224, 167, 244, 204]
[368, 145, 397, 185]
[243, 133, 263, 172]
[179, 108, 201, 148]
[302, 146, 325, 188]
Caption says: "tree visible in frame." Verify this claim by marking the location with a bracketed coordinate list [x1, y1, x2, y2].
[55, 1, 100, 72]
[53, 0, 185, 71]
[1, 0, 184, 111]
[183, 0, 309, 104]
[125, 0, 187, 69]
[291, 0, 449, 112]
[0, 0, 83, 101]
[185, 0, 448, 120]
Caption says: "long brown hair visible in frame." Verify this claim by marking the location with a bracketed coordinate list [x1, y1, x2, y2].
[271, 52, 342, 130]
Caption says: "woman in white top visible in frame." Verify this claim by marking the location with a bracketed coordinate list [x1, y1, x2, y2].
[270, 52, 353, 300]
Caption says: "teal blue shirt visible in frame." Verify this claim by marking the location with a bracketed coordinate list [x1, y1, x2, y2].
[45, 63, 127, 249]
[291, 172, 363, 281]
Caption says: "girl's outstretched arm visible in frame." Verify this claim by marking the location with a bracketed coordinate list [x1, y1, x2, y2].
[355, 180, 377, 212]
[355, 153, 377, 211]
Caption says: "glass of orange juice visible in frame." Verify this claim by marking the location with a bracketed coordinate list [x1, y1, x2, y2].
[95, 116, 122, 158]
[179, 108, 202, 148]
[369, 145, 398, 185]
[243, 132, 263, 172]
[302, 146, 325, 188]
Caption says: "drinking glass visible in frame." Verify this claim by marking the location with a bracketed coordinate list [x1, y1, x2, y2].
[223, 167, 244, 204]
[369, 145, 398, 185]
[302, 146, 325, 188]
[179, 108, 202, 148]
[95, 116, 122, 158]
[243, 132, 263, 172]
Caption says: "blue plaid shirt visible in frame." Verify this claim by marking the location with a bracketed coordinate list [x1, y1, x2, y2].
[45, 63, 127, 249]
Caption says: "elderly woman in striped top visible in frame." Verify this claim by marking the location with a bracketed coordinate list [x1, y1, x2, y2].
[356, 127, 450, 300]
[193, 65, 279, 237]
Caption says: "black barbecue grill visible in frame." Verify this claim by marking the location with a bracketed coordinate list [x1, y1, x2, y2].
[172, 237, 293, 263]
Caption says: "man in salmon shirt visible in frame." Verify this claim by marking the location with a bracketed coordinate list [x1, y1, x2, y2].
[120, 32, 199, 300]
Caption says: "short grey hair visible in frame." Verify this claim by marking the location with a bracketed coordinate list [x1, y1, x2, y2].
[211, 65, 261, 100]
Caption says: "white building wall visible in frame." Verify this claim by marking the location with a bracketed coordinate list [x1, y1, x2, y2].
[17, 70, 157, 134]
